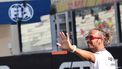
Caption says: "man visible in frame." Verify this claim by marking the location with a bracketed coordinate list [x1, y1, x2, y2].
[57, 28, 116, 69]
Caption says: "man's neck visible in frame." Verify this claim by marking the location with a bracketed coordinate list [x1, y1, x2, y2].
[97, 46, 106, 52]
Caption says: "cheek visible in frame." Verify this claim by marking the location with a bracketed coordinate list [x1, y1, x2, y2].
[88, 43, 94, 48]
[92, 39, 99, 46]
[89, 45, 94, 48]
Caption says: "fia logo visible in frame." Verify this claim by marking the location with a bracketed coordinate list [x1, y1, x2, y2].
[8, 3, 34, 22]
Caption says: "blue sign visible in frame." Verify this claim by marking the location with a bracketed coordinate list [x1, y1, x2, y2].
[0, 0, 51, 24]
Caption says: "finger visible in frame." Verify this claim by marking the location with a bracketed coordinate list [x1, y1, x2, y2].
[58, 37, 63, 45]
[66, 33, 70, 40]
[60, 32, 67, 39]
[59, 32, 63, 40]
[62, 32, 66, 37]
[59, 33, 64, 43]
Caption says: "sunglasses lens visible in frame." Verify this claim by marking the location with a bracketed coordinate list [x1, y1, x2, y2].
[86, 36, 92, 40]
[90, 36, 93, 40]
[85, 36, 88, 40]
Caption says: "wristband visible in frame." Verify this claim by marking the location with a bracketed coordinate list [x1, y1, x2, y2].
[71, 45, 77, 53]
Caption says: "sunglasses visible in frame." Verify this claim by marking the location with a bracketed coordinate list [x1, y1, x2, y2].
[85, 35, 102, 40]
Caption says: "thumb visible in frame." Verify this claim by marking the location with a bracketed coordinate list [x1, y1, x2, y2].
[57, 43, 61, 46]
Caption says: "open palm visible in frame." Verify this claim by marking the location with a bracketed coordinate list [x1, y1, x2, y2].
[58, 32, 73, 51]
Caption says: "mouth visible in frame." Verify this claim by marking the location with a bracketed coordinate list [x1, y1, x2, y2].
[87, 41, 93, 46]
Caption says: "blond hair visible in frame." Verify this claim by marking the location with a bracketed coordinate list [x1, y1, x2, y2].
[91, 28, 112, 46]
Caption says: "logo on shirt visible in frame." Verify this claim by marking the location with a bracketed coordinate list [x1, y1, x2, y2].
[8, 3, 34, 22]
[108, 57, 117, 67]
[108, 57, 113, 61]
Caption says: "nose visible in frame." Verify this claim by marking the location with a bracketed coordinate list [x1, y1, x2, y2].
[86, 39, 93, 46]
[86, 39, 91, 43]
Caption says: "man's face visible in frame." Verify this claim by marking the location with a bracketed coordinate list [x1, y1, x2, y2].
[86, 30, 102, 52]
